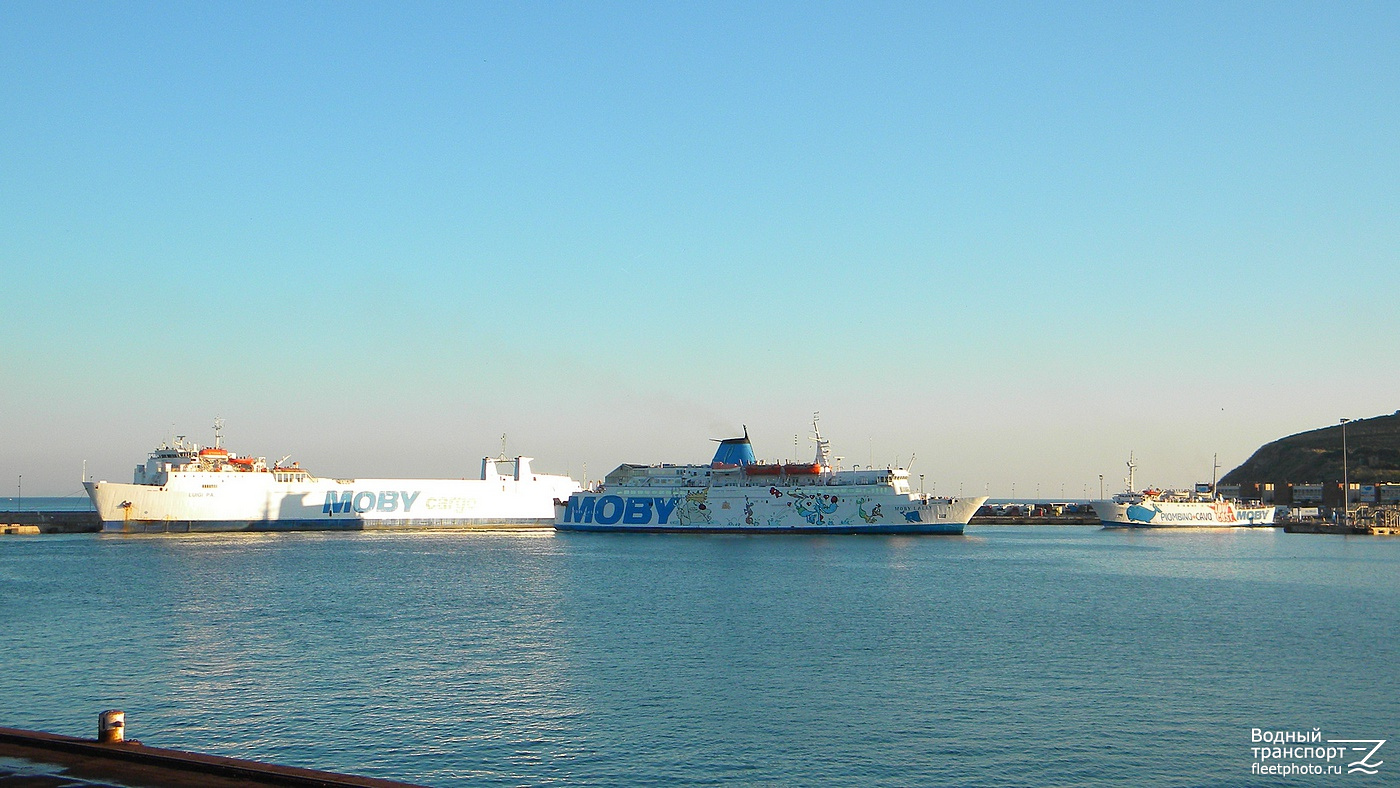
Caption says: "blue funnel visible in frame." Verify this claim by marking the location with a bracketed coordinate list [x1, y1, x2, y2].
[711, 428, 756, 467]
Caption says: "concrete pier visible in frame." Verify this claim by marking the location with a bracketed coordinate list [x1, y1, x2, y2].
[0, 510, 100, 534]
[0, 725, 424, 787]
[970, 513, 1101, 525]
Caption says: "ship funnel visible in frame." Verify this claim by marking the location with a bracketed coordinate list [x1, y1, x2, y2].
[711, 427, 756, 467]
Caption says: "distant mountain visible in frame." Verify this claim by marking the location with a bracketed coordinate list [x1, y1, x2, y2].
[1221, 412, 1400, 485]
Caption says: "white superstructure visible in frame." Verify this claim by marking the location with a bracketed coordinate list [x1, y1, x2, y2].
[85, 422, 581, 533]
[1092, 453, 1276, 528]
[555, 419, 985, 534]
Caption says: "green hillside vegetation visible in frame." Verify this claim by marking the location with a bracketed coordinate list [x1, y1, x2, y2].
[1221, 412, 1400, 485]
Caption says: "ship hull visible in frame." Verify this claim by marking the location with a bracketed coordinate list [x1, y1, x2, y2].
[555, 489, 985, 534]
[86, 474, 577, 534]
[1093, 500, 1277, 528]
[89, 518, 553, 534]
[556, 521, 967, 535]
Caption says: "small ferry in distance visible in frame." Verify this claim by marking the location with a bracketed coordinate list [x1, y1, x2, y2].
[555, 418, 986, 534]
[85, 420, 581, 533]
[1093, 453, 1276, 528]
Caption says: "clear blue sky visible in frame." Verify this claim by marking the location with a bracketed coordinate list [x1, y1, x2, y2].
[3, 1, 1397, 497]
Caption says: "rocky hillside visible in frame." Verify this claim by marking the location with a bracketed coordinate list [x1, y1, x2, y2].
[1221, 412, 1400, 484]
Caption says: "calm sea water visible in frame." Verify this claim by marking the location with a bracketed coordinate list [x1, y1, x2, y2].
[1, 526, 1395, 787]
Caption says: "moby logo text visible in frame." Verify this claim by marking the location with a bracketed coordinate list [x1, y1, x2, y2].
[562, 496, 679, 525]
[323, 490, 422, 514]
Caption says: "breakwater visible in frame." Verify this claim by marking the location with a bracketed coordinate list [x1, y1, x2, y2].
[971, 513, 1100, 525]
[0, 510, 100, 534]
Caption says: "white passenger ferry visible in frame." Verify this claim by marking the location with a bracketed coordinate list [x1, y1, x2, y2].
[555, 420, 985, 534]
[1092, 454, 1276, 528]
[85, 422, 581, 533]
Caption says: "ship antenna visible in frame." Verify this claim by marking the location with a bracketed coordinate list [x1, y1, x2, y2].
[501, 433, 507, 460]
[810, 414, 832, 468]
[213, 417, 224, 449]
[1211, 453, 1220, 497]
[1125, 452, 1137, 492]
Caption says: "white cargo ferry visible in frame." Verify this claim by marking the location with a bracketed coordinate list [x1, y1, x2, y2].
[555, 420, 985, 534]
[85, 422, 581, 533]
[1093, 454, 1276, 528]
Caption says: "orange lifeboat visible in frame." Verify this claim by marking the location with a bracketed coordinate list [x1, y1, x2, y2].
[783, 463, 822, 475]
[743, 464, 783, 476]
[199, 448, 229, 457]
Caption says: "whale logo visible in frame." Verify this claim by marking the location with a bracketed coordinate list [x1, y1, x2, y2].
[1126, 503, 1161, 523]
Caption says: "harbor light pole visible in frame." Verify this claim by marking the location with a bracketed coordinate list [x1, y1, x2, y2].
[1340, 418, 1350, 527]
[1099, 474, 1104, 500]
[16, 475, 20, 511]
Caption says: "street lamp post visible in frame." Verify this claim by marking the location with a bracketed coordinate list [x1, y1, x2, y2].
[1341, 418, 1351, 528]
[16, 476, 20, 512]
[1099, 474, 1104, 500]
